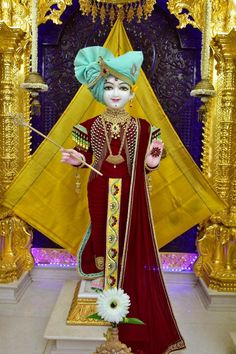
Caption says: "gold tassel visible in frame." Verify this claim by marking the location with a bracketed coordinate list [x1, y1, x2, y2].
[75, 168, 81, 195]
[143, 0, 155, 19]
[127, 3, 135, 23]
[117, 5, 125, 22]
[79, 0, 91, 15]
[78, 0, 156, 23]
[109, 4, 116, 25]
[146, 174, 152, 195]
[136, 2, 143, 23]
[91, 0, 98, 22]
[100, 3, 106, 24]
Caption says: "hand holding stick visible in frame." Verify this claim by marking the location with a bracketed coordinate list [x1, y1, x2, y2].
[13, 114, 103, 176]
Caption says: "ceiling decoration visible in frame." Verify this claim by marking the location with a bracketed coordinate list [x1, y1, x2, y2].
[79, 0, 156, 24]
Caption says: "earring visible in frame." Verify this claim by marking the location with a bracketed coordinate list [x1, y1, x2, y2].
[129, 99, 133, 108]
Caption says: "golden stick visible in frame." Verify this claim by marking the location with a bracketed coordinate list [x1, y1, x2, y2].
[13, 114, 103, 176]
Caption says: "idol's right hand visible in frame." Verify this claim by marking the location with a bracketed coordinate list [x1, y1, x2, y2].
[60, 148, 85, 166]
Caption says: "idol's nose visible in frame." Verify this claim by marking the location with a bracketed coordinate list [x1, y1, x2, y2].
[112, 86, 120, 97]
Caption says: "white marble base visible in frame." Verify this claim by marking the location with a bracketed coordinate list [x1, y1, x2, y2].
[44, 280, 109, 354]
[0, 271, 32, 304]
[163, 270, 197, 287]
[30, 266, 78, 282]
[196, 278, 236, 311]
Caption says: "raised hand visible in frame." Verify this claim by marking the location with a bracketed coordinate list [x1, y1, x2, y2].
[60, 148, 85, 166]
[145, 139, 164, 169]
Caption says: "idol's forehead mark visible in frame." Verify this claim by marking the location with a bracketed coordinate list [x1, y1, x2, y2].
[104, 77, 130, 86]
[104, 78, 113, 83]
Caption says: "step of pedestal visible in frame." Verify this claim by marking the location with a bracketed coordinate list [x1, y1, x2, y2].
[0, 272, 31, 303]
[44, 280, 109, 354]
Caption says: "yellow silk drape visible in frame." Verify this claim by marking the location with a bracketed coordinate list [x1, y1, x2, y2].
[2, 20, 225, 254]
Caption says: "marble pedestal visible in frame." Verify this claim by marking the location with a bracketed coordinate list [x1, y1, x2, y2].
[44, 280, 109, 354]
[196, 278, 236, 311]
[0, 271, 31, 303]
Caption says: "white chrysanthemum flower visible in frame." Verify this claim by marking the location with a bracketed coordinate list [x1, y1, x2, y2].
[96, 288, 131, 324]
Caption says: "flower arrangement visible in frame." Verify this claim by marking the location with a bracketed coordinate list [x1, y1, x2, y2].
[88, 287, 144, 326]
[89, 287, 144, 354]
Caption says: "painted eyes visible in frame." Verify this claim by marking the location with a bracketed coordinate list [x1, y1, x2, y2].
[104, 84, 130, 91]
[104, 85, 114, 91]
[119, 86, 129, 91]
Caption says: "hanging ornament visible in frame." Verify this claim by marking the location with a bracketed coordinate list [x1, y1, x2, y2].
[21, 0, 48, 116]
[79, 0, 156, 24]
[190, 0, 216, 121]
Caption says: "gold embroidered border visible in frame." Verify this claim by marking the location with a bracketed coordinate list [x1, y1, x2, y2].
[104, 178, 122, 290]
[119, 119, 139, 287]
[67, 281, 109, 326]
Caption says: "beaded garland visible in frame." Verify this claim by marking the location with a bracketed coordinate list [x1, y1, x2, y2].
[90, 115, 137, 173]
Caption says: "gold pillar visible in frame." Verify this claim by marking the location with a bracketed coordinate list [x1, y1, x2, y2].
[194, 29, 236, 291]
[167, 0, 236, 291]
[0, 0, 80, 283]
[0, 21, 34, 283]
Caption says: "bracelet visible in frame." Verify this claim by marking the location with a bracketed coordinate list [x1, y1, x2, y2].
[145, 161, 159, 172]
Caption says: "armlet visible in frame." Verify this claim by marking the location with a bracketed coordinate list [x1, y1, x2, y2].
[150, 126, 167, 159]
[150, 126, 161, 143]
[72, 124, 90, 152]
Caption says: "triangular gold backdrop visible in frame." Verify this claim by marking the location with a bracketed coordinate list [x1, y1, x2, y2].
[3, 20, 225, 254]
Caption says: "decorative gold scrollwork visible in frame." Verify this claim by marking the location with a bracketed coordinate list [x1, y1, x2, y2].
[167, 0, 230, 36]
[0, 215, 34, 283]
[38, 0, 73, 25]
[0, 0, 73, 31]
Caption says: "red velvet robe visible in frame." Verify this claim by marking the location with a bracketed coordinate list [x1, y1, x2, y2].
[76, 116, 186, 354]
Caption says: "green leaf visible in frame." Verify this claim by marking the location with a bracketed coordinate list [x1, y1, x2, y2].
[122, 317, 145, 325]
[87, 313, 103, 321]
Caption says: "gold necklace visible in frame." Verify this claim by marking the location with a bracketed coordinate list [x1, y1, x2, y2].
[101, 113, 130, 167]
[100, 108, 131, 139]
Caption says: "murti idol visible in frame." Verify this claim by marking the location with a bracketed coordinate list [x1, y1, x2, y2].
[61, 46, 186, 354]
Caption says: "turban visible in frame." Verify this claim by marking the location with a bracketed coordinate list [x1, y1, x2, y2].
[74, 46, 143, 103]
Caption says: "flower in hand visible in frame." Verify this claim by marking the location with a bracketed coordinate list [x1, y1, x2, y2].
[145, 139, 164, 169]
[60, 148, 85, 166]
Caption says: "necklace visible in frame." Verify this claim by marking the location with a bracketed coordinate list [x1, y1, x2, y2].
[100, 108, 131, 139]
[101, 109, 131, 168]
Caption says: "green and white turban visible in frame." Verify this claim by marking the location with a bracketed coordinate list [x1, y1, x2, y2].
[74, 46, 143, 103]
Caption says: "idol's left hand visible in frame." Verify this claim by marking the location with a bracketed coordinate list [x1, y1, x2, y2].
[145, 139, 164, 168]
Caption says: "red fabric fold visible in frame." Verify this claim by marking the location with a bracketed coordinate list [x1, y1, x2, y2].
[119, 119, 185, 353]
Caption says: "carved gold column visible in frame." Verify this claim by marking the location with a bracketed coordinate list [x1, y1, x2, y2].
[167, 0, 236, 291]
[0, 0, 76, 283]
[0, 21, 34, 283]
[194, 29, 236, 291]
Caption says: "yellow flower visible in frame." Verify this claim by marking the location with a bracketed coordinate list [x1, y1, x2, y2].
[131, 84, 138, 93]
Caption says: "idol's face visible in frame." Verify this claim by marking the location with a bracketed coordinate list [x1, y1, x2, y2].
[103, 76, 134, 110]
